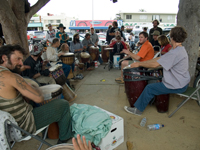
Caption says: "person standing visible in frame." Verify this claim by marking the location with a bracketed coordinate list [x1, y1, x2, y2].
[106, 25, 112, 44]
[109, 21, 120, 42]
[148, 19, 163, 42]
[45, 24, 56, 46]
[56, 23, 69, 47]
[90, 27, 99, 46]
[120, 25, 126, 41]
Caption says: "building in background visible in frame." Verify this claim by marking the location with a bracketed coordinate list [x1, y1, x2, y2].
[42, 13, 73, 32]
[119, 12, 177, 32]
[28, 16, 43, 31]
[28, 13, 73, 32]
[69, 20, 123, 33]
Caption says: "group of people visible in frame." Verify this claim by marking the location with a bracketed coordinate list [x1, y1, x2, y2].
[0, 19, 190, 150]
[106, 20, 190, 116]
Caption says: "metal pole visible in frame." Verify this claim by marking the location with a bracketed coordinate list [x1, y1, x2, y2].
[92, 0, 94, 27]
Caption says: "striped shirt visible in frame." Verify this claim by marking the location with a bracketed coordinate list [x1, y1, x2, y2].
[0, 67, 36, 133]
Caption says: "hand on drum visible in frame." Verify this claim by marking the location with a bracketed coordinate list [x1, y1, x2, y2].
[72, 134, 92, 150]
[121, 49, 130, 55]
[58, 52, 65, 57]
[130, 62, 140, 68]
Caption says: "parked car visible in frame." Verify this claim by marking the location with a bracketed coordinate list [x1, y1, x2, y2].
[28, 31, 46, 44]
[97, 33, 106, 41]
[162, 27, 172, 35]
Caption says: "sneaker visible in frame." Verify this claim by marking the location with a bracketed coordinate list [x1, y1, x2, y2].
[115, 77, 123, 81]
[116, 79, 124, 84]
[124, 106, 142, 116]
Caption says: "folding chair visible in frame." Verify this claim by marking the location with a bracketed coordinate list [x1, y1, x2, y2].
[4, 119, 52, 150]
[153, 45, 161, 58]
[168, 85, 200, 118]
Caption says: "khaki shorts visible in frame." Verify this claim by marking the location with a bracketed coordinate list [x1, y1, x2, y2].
[128, 60, 135, 65]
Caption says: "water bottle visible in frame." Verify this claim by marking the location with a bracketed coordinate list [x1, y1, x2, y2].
[140, 117, 146, 127]
[147, 124, 164, 131]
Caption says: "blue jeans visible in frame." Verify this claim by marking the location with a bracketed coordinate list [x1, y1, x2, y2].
[134, 82, 188, 112]
[57, 62, 71, 77]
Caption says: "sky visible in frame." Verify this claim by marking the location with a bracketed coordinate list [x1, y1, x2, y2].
[29, 0, 180, 20]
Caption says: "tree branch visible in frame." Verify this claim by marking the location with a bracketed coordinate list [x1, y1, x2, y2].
[27, 0, 50, 20]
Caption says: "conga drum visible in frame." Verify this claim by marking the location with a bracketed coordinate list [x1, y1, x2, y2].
[60, 53, 75, 65]
[46, 144, 74, 150]
[60, 53, 75, 79]
[38, 84, 63, 139]
[101, 45, 109, 62]
[80, 52, 90, 63]
[123, 67, 148, 107]
[149, 68, 169, 113]
[49, 64, 77, 102]
[89, 46, 99, 61]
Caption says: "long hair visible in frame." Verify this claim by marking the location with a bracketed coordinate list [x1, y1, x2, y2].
[73, 33, 80, 44]
[0, 44, 27, 64]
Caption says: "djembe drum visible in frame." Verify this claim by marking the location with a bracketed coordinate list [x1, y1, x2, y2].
[80, 52, 90, 63]
[60, 53, 75, 79]
[49, 64, 77, 102]
[89, 46, 99, 61]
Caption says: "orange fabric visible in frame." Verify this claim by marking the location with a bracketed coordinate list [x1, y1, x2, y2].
[137, 40, 154, 62]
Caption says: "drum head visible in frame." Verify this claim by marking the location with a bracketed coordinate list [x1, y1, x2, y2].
[104, 48, 113, 50]
[39, 84, 62, 94]
[61, 53, 75, 56]
[49, 64, 62, 71]
[46, 144, 74, 150]
[80, 52, 90, 58]
[90, 46, 99, 49]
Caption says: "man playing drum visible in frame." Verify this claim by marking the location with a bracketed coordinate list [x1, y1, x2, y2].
[23, 43, 56, 85]
[124, 26, 190, 116]
[108, 35, 127, 69]
[46, 38, 72, 78]
[115, 32, 154, 84]
[0, 44, 73, 144]
[82, 33, 95, 70]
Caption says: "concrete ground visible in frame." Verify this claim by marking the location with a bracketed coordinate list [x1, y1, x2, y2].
[13, 65, 200, 150]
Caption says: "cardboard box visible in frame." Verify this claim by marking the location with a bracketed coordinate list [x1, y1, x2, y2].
[94, 106, 124, 150]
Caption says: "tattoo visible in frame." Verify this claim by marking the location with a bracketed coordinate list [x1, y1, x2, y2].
[11, 74, 42, 97]
[0, 81, 5, 89]
[0, 72, 4, 78]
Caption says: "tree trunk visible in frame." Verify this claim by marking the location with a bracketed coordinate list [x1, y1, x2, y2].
[177, 0, 200, 86]
[0, 0, 50, 58]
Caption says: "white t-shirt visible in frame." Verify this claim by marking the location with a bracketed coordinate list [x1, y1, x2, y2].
[45, 29, 57, 43]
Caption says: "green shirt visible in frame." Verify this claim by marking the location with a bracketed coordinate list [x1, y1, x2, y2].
[56, 31, 69, 44]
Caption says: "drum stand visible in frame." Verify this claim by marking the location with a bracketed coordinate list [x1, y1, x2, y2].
[104, 59, 113, 71]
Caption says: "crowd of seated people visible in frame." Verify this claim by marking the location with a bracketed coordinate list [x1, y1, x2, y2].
[0, 20, 190, 150]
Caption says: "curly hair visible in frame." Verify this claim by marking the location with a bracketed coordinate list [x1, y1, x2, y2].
[170, 26, 187, 43]
[0, 44, 27, 64]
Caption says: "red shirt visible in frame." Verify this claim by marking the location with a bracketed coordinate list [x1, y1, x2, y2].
[109, 41, 127, 49]
[161, 44, 172, 53]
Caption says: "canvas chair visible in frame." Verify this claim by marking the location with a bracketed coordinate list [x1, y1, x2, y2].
[168, 85, 200, 118]
[4, 119, 52, 150]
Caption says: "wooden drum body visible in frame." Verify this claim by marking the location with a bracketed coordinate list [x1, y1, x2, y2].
[60, 53, 75, 65]
[81, 52, 90, 63]
[49, 64, 67, 85]
[149, 69, 169, 113]
[89, 46, 99, 61]
[123, 67, 147, 107]
[101, 45, 110, 62]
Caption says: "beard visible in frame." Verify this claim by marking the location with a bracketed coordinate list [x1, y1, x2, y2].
[8, 58, 21, 74]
